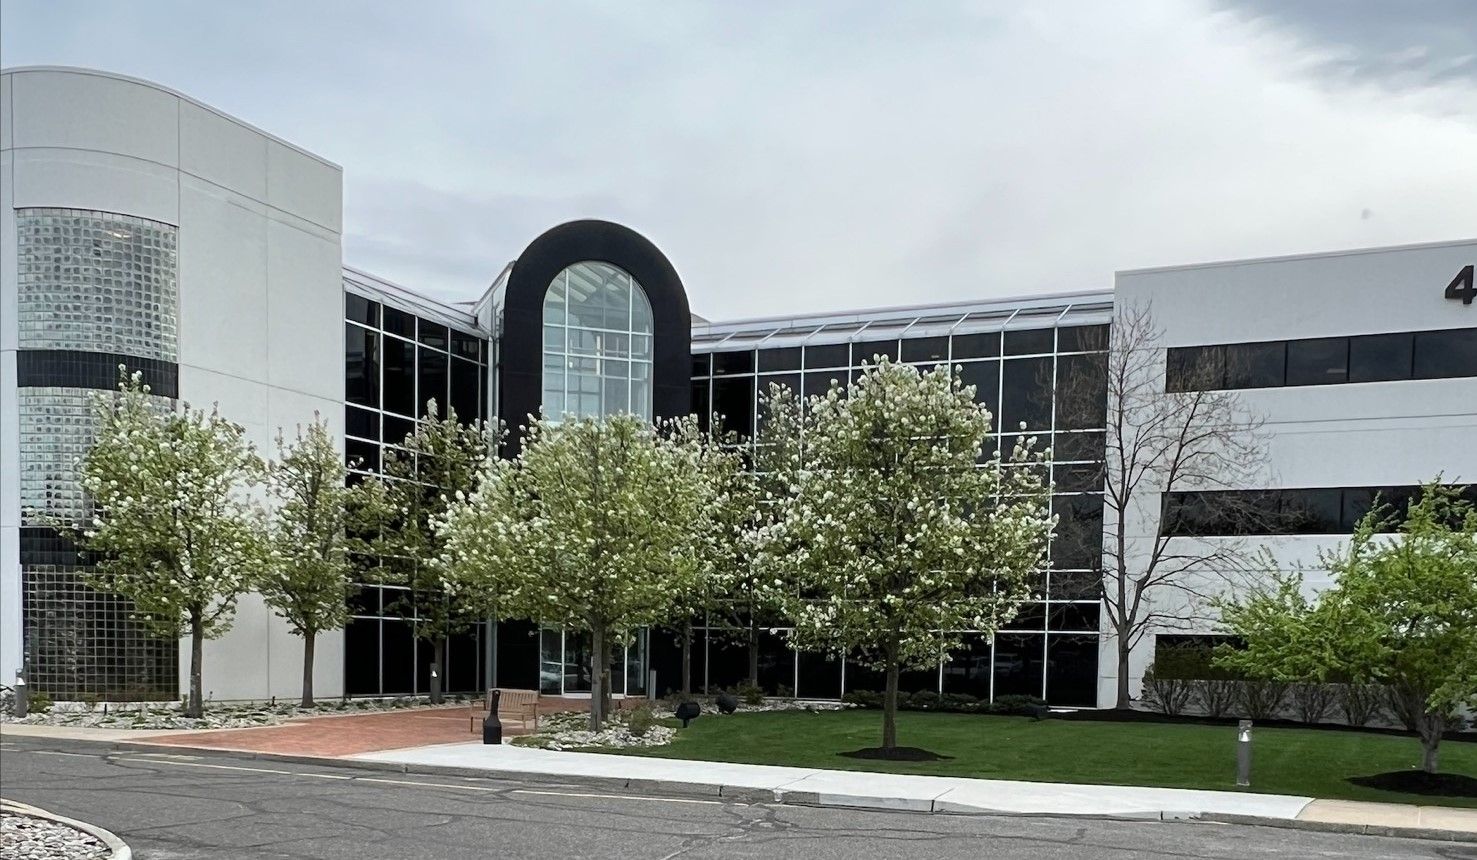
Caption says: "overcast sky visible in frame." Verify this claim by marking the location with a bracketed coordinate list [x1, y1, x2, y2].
[4, 1, 1474, 318]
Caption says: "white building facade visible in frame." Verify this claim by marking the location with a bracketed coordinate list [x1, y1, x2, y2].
[2, 67, 1473, 706]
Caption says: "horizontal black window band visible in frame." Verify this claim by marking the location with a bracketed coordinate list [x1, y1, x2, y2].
[1165, 326, 1477, 392]
[1162, 484, 1477, 537]
[19, 526, 96, 568]
[17, 349, 178, 398]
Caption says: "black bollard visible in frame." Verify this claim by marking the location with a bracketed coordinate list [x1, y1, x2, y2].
[482, 689, 503, 745]
[674, 700, 701, 728]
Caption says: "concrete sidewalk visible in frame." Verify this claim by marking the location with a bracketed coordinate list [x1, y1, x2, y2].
[353, 741, 1312, 819]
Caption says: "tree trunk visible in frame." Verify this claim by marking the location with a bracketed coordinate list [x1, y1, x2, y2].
[882, 654, 900, 750]
[590, 623, 608, 732]
[681, 620, 692, 696]
[301, 632, 316, 709]
[429, 637, 445, 704]
[1419, 711, 1442, 774]
[747, 621, 760, 689]
[1115, 638, 1132, 710]
[187, 611, 205, 719]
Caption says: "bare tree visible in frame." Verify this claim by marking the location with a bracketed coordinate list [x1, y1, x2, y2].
[1055, 302, 1271, 710]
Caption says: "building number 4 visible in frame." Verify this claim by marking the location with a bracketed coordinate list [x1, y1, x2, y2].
[1445, 265, 1475, 305]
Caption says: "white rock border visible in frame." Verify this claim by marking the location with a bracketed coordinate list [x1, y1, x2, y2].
[1, 799, 130, 860]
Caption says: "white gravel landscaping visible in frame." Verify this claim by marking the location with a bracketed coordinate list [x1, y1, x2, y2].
[0, 687, 475, 731]
[512, 698, 852, 750]
[0, 811, 109, 860]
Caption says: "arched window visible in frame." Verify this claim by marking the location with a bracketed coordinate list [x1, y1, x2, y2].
[541, 261, 654, 420]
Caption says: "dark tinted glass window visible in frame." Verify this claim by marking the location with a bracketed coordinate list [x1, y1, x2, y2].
[1281, 488, 1343, 534]
[1055, 353, 1106, 430]
[713, 376, 755, 437]
[803, 371, 844, 401]
[1004, 328, 1054, 356]
[803, 342, 850, 369]
[1049, 602, 1100, 631]
[1002, 601, 1047, 631]
[1000, 357, 1053, 431]
[1052, 494, 1104, 570]
[901, 336, 949, 363]
[1286, 337, 1348, 386]
[1054, 461, 1103, 493]
[1224, 341, 1286, 389]
[382, 306, 414, 338]
[1413, 328, 1477, 380]
[1348, 332, 1412, 383]
[346, 324, 379, 408]
[691, 380, 710, 432]
[343, 619, 381, 696]
[346, 438, 380, 473]
[854, 339, 898, 364]
[991, 633, 1045, 698]
[346, 405, 379, 440]
[451, 330, 482, 361]
[757, 373, 801, 402]
[1166, 345, 1225, 391]
[417, 347, 448, 418]
[418, 321, 449, 350]
[1046, 634, 1099, 707]
[952, 331, 1000, 359]
[691, 353, 711, 377]
[382, 414, 416, 448]
[1058, 324, 1109, 353]
[1054, 430, 1105, 462]
[382, 336, 416, 416]
[757, 346, 802, 372]
[956, 360, 998, 414]
[346, 293, 379, 327]
[448, 358, 479, 424]
[712, 350, 754, 376]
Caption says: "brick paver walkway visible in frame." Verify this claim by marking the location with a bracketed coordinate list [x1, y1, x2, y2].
[139, 697, 640, 758]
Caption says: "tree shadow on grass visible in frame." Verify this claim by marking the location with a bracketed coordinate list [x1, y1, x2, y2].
[1348, 771, 1477, 798]
[840, 747, 954, 762]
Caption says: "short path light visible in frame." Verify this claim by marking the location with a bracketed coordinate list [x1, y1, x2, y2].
[482, 690, 503, 745]
[674, 701, 701, 728]
[1236, 720, 1253, 786]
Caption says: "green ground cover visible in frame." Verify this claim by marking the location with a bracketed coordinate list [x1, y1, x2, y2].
[618, 709, 1477, 807]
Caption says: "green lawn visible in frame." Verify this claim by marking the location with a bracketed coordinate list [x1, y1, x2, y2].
[616, 709, 1477, 807]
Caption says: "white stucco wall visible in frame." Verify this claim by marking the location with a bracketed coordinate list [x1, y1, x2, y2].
[1, 67, 346, 701]
[1104, 239, 1477, 705]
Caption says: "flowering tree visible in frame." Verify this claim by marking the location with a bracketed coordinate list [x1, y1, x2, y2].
[761, 359, 1054, 751]
[261, 417, 372, 707]
[79, 370, 270, 717]
[370, 401, 491, 703]
[439, 413, 716, 729]
[1217, 482, 1477, 774]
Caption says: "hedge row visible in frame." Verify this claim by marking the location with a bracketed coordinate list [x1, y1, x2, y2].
[841, 690, 1047, 715]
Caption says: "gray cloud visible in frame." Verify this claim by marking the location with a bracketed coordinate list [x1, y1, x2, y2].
[4, 1, 1476, 321]
[1216, 0, 1477, 89]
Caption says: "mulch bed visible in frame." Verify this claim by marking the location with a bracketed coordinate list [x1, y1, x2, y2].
[840, 746, 953, 762]
[1348, 771, 1477, 798]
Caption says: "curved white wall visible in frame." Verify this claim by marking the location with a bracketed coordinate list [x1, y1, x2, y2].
[1, 67, 346, 701]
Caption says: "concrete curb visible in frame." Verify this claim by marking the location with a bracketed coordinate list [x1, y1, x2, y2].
[1199, 812, 1477, 844]
[1, 797, 132, 859]
[12, 735, 1475, 843]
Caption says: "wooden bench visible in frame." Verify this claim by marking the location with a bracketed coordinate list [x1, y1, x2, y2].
[469, 688, 540, 733]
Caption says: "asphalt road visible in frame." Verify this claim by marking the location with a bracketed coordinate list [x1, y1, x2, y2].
[1, 737, 1470, 860]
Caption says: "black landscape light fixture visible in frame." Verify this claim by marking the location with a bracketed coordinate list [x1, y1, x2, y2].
[482, 690, 503, 745]
[675, 700, 701, 728]
[715, 692, 739, 715]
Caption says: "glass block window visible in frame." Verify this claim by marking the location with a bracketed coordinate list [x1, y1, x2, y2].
[16, 209, 179, 361]
[22, 564, 179, 700]
[18, 388, 174, 526]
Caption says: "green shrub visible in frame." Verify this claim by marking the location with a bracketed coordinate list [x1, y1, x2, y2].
[627, 705, 656, 737]
[27, 691, 53, 714]
[737, 684, 765, 706]
[1141, 664, 1193, 715]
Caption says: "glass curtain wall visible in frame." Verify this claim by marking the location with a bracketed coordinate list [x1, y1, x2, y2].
[687, 321, 1107, 706]
[343, 289, 490, 697]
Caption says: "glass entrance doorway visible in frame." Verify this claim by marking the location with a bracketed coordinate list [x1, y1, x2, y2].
[538, 626, 648, 697]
